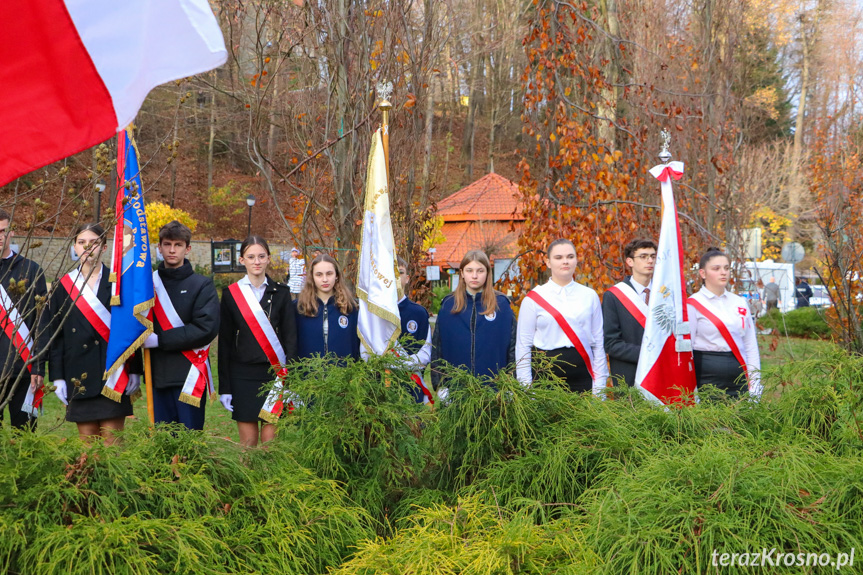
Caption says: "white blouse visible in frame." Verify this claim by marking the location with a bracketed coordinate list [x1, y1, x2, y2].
[516, 279, 608, 394]
[239, 275, 268, 302]
[687, 287, 762, 396]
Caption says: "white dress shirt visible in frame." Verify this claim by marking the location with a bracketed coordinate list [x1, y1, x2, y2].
[239, 275, 268, 302]
[516, 279, 609, 394]
[630, 277, 651, 303]
[688, 287, 762, 396]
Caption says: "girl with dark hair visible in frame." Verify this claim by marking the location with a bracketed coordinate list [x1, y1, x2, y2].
[218, 236, 298, 447]
[516, 239, 608, 394]
[294, 253, 360, 361]
[49, 223, 138, 444]
[431, 250, 516, 397]
[687, 248, 761, 399]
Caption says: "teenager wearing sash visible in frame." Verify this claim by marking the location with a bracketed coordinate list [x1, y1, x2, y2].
[294, 254, 360, 361]
[143, 221, 220, 430]
[687, 248, 762, 399]
[218, 236, 297, 447]
[431, 250, 516, 398]
[0, 209, 48, 430]
[516, 239, 608, 395]
[396, 257, 433, 404]
[49, 224, 140, 443]
[601, 239, 656, 386]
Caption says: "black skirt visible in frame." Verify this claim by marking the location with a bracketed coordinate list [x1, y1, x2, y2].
[693, 350, 746, 398]
[228, 362, 278, 423]
[66, 393, 133, 423]
[533, 346, 593, 393]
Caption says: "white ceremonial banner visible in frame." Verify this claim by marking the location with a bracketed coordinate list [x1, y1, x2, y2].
[357, 129, 402, 355]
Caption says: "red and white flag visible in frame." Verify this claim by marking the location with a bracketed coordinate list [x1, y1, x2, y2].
[634, 161, 696, 405]
[0, 0, 227, 186]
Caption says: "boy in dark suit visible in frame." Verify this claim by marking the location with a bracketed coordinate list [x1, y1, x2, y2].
[0, 209, 48, 430]
[602, 239, 656, 387]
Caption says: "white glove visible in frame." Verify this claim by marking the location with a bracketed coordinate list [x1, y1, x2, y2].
[143, 333, 159, 349]
[219, 394, 234, 412]
[53, 380, 68, 405]
[436, 388, 449, 405]
[125, 374, 141, 396]
[284, 389, 303, 408]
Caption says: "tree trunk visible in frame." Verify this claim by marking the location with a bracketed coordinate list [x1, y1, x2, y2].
[169, 97, 180, 208]
[461, 55, 481, 180]
[487, 52, 497, 173]
[207, 81, 216, 222]
[421, 76, 436, 207]
[790, 11, 812, 230]
[597, 0, 621, 152]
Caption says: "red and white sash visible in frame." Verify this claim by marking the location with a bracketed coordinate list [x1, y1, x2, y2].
[61, 268, 132, 401]
[526, 290, 594, 380]
[411, 373, 434, 404]
[0, 282, 41, 416]
[687, 296, 750, 386]
[228, 282, 290, 423]
[152, 271, 213, 408]
[606, 282, 647, 328]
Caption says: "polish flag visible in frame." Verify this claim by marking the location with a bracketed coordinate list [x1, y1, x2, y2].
[0, 0, 227, 186]
[634, 161, 696, 405]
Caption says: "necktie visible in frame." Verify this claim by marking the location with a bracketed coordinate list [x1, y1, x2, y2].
[643, 287, 650, 305]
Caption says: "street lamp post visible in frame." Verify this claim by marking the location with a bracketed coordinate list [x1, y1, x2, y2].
[245, 194, 256, 237]
[94, 179, 106, 222]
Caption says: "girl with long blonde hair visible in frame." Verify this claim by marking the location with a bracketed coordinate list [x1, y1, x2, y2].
[430, 250, 515, 395]
[295, 254, 360, 360]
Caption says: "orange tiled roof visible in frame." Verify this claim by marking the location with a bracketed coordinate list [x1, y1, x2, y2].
[436, 172, 525, 222]
[434, 221, 523, 268]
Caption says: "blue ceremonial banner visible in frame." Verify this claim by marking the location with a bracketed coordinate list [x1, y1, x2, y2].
[102, 128, 154, 401]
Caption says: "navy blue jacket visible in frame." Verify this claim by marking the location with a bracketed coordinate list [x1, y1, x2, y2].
[294, 298, 360, 361]
[431, 291, 516, 388]
[399, 297, 430, 356]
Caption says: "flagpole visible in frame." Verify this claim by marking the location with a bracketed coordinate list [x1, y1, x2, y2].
[374, 82, 394, 388]
[144, 349, 155, 425]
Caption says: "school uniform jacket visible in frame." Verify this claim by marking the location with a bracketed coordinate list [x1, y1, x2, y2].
[294, 298, 360, 361]
[217, 277, 297, 395]
[151, 260, 220, 389]
[602, 276, 646, 386]
[0, 253, 48, 382]
[431, 291, 516, 389]
[398, 297, 431, 368]
[48, 265, 140, 400]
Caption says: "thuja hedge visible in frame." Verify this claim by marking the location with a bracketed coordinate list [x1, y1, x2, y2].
[2, 350, 862, 573]
[0, 425, 372, 574]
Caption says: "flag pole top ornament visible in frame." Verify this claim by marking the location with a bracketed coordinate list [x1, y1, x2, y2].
[376, 81, 393, 111]
[658, 128, 672, 164]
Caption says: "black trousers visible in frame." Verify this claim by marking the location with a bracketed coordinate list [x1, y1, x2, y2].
[533, 346, 593, 393]
[0, 378, 37, 430]
[693, 350, 746, 398]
